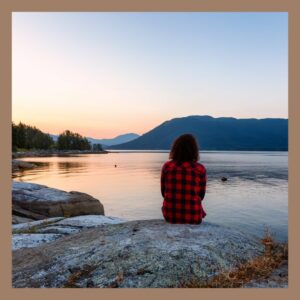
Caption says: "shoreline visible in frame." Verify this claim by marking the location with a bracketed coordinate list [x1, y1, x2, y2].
[12, 149, 109, 159]
[12, 149, 288, 159]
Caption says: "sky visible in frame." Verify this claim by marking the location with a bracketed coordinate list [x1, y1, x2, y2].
[12, 12, 288, 138]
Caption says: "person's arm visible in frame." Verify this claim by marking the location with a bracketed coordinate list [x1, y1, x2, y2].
[160, 163, 167, 198]
[199, 167, 207, 200]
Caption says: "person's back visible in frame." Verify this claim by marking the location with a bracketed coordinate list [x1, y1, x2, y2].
[161, 134, 207, 224]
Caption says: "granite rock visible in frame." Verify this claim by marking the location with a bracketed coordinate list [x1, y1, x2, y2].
[12, 219, 264, 288]
[12, 215, 125, 250]
[12, 181, 105, 219]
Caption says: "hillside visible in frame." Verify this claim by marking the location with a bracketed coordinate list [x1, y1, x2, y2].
[109, 116, 288, 151]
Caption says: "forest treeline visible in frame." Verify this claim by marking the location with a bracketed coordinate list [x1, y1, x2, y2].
[12, 122, 103, 152]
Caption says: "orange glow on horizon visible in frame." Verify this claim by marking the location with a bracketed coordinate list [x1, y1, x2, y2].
[12, 12, 288, 141]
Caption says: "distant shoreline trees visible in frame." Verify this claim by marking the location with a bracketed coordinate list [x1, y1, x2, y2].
[12, 122, 54, 151]
[57, 130, 91, 151]
[12, 122, 103, 152]
[92, 143, 103, 151]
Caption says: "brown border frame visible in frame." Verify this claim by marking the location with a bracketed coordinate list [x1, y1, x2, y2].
[1, 0, 299, 299]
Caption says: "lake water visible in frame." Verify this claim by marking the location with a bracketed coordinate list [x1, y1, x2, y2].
[13, 151, 288, 241]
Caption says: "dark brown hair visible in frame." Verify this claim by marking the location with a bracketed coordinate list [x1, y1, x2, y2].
[169, 134, 200, 163]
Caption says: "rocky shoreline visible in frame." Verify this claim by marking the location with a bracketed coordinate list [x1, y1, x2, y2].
[12, 149, 108, 159]
[11, 181, 288, 288]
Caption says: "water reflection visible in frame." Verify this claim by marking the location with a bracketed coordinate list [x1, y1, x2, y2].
[56, 161, 88, 176]
[12, 162, 51, 180]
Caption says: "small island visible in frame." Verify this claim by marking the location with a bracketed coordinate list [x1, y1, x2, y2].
[12, 122, 108, 159]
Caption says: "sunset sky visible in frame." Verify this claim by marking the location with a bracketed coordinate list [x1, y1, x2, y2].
[12, 12, 288, 139]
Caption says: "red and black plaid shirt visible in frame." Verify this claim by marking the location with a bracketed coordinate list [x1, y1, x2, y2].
[161, 160, 207, 224]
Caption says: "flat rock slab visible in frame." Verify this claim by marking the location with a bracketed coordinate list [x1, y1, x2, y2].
[12, 181, 104, 219]
[13, 234, 63, 250]
[55, 215, 125, 227]
[12, 215, 35, 224]
[12, 217, 65, 232]
[13, 219, 264, 288]
[12, 216, 126, 250]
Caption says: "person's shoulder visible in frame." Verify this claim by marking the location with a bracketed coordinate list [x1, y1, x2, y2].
[162, 160, 172, 172]
[195, 162, 206, 173]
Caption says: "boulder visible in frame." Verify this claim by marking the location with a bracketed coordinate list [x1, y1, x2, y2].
[13, 205, 48, 221]
[12, 219, 264, 288]
[12, 181, 105, 219]
[12, 160, 36, 172]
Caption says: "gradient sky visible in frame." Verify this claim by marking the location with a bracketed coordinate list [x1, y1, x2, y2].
[12, 12, 288, 138]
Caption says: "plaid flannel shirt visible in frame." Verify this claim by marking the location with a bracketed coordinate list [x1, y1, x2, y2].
[161, 160, 207, 224]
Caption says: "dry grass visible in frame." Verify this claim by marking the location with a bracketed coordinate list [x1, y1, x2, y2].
[64, 266, 124, 288]
[107, 272, 124, 288]
[64, 264, 97, 288]
[180, 228, 288, 288]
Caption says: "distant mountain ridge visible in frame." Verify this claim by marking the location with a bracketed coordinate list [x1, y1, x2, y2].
[50, 133, 139, 148]
[109, 115, 288, 151]
[87, 133, 140, 147]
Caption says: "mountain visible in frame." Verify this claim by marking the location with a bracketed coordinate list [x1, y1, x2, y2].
[51, 133, 140, 148]
[86, 133, 140, 147]
[109, 115, 288, 151]
[50, 134, 58, 142]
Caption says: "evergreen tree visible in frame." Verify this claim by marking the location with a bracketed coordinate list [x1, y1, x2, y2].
[57, 130, 91, 150]
[12, 122, 54, 150]
[12, 122, 93, 151]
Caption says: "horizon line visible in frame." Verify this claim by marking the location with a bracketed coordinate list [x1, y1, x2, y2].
[12, 114, 288, 140]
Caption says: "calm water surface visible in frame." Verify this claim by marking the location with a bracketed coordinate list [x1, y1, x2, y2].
[13, 151, 288, 241]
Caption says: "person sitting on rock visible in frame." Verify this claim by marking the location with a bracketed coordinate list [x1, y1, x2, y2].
[161, 134, 207, 224]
